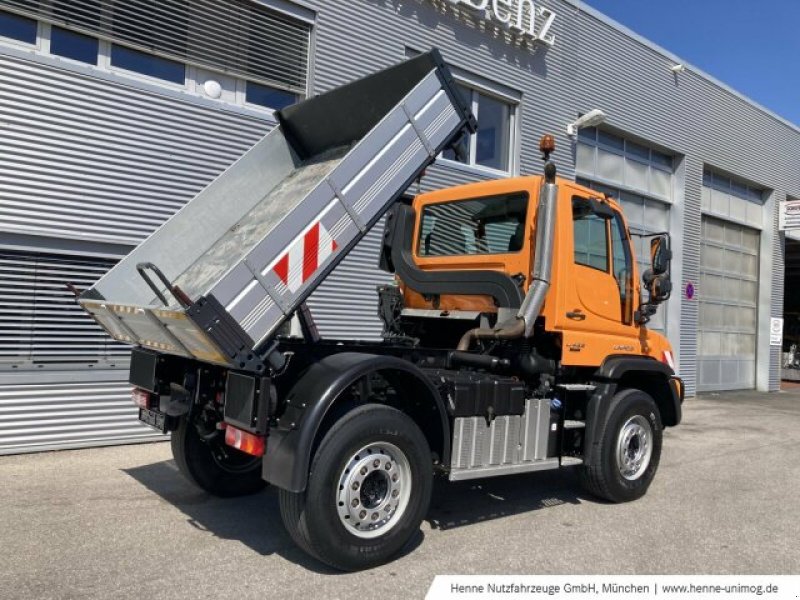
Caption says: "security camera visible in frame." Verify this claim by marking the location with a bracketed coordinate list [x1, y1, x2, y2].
[670, 64, 686, 74]
[566, 109, 607, 136]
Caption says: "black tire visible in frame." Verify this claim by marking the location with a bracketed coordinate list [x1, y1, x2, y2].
[278, 404, 432, 571]
[171, 416, 266, 498]
[579, 388, 662, 503]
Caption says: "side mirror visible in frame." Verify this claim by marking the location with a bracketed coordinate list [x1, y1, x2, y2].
[589, 198, 615, 220]
[650, 235, 672, 276]
[647, 274, 672, 303]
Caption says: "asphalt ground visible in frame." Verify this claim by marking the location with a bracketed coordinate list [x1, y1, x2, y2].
[1, 390, 798, 600]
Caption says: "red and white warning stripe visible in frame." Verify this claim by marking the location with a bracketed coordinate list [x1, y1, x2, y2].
[272, 221, 338, 293]
[662, 350, 675, 370]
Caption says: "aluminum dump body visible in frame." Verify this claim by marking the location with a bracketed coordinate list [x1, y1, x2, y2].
[79, 51, 475, 368]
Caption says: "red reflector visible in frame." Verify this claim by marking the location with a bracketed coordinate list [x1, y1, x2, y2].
[224, 425, 265, 457]
[131, 388, 150, 409]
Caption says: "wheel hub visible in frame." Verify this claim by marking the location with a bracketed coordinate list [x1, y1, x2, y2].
[336, 442, 411, 539]
[615, 415, 653, 481]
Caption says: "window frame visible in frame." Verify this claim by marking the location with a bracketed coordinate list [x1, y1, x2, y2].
[438, 80, 519, 177]
[703, 167, 765, 204]
[0, 7, 309, 112]
[106, 42, 188, 88]
[47, 24, 99, 67]
[244, 80, 300, 112]
[611, 210, 635, 325]
[416, 191, 530, 258]
[576, 128, 675, 203]
[0, 8, 40, 49]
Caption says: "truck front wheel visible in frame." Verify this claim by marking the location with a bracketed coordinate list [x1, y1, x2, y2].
[278, 404, 433, 571]
[171, 415, 266, 497]
[579, 388, 663, 503]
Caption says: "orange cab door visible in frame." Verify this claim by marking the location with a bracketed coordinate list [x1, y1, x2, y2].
[558, 194, 638, 361]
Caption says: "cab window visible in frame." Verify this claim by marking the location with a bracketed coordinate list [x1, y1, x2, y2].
[572, 197, 608, 271]
[418, 192, 528, 257]
[611, 211, 634, 324]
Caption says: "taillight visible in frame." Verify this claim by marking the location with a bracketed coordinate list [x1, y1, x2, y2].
[224, 425, 265, 457]
[662, 350, 675, 370]
[131, 387, 150, 409]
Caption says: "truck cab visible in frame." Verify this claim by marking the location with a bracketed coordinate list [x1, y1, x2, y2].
[398, 176, 676, 369]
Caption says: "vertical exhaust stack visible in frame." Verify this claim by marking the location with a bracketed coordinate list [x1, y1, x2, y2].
[456, 135, 559, 351]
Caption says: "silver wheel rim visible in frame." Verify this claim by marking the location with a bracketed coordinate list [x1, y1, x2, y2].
[336, 442, 412, 539]
[616, 415, 653, 481]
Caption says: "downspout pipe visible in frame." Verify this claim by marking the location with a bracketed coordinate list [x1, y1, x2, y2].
[456, 161, 558, 351]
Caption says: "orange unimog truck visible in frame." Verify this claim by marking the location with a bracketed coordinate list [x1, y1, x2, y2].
[79, 52, 682, 571]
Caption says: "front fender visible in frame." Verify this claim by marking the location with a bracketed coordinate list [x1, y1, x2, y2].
[583, 355, 682, 467]
[263, 352, 448, 492]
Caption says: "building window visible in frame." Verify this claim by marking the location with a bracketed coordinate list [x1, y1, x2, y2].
[701, 167, 765, 229]
[50, 26, 98, 65]
[0, 4, 309, 111]
[0, 9, 36, 44]
[110, 44, 186, 84]
[7, 0, 310, 96]
[246, 81, 298, 111]
[577, 128, 673, 201]
[703, 169, 763, 203]
[443, 84, 515, 173]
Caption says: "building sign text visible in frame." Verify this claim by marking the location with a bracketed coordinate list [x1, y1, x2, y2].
[439, 0, 557, 47]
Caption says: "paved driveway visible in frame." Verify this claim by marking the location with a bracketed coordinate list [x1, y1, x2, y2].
[1, 391, 798, 599]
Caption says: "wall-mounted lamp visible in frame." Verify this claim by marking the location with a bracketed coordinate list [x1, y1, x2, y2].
[566, 109, 607, 136]
[670, 63, 686, 74]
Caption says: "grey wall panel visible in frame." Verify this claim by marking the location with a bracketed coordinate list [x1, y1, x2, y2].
[307, 218, 392, 340]
[0, 377, 165, 455]
[679, 157, 703, 396]
[769, 195, 786, 392]
[0, 53, 270, 246]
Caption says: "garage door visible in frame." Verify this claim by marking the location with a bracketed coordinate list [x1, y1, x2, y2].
[697, 216, 760, 391]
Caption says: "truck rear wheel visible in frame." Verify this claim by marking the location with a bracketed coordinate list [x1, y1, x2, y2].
[171, 416, 266, 498]
[278, 404, 432, 571]
[579, 388, 662, 503]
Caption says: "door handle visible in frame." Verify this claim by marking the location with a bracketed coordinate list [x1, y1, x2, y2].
[566, 310, 586, 321]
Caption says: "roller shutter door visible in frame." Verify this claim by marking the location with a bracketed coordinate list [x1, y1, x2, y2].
[0, 249, 166, 454]
[0, 379, 162, 455]
[697, 216, 760, 391]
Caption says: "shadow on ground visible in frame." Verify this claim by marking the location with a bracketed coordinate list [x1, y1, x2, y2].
[124, 460, 586, 571]
[428, 469, 585, 530]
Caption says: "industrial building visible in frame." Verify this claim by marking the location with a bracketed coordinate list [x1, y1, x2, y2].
[0, 0, 798, 454]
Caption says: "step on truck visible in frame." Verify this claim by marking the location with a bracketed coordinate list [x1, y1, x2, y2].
[78, 50, 683, 571]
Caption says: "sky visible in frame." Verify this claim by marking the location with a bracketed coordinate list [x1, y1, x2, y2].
[582, 0, 800, 127]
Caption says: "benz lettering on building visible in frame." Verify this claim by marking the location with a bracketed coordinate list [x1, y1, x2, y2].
[438, 0, 556, 46]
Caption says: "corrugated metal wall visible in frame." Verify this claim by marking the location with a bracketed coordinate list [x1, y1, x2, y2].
[0, 49, 273, 453]
[0, 52, 269, 245]
[0, 378, 161, 454]
[2, 0, 800, 454]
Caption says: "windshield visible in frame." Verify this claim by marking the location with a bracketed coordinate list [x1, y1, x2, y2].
[418, 192, 528, 257]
